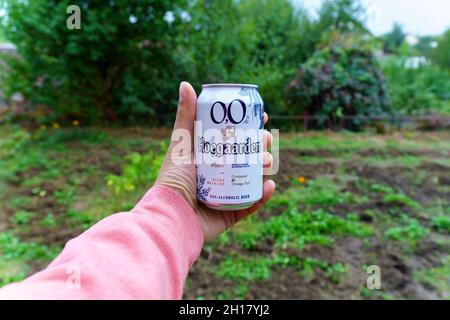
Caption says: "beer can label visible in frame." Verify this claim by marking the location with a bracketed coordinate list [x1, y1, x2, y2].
[195, 84, 264, 206]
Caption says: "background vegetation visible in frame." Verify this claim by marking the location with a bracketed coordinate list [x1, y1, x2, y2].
[0, 0, 449, 300]
[1, 0, 449, 127]
[0, 126, 448, 299]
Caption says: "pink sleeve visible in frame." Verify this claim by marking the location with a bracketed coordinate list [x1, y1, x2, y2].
[0, 185, 204, 299]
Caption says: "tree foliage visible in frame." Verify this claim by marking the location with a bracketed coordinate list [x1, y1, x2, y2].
[0, 0, 448, 125]
[382, 57, 450, 115]
[316, 0, 368, 34]
[432, 28, 450, 70]
[1, 0, 187, 124]
[288, 33, 389, 128]
[381, 23, 406, 54]
[177, 0, 313, 115]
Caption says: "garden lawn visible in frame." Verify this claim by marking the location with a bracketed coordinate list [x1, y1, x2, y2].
[0, 125, 449, 299]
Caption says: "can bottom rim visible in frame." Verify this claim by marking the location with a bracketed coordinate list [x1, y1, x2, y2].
[198, 199, 259, 211]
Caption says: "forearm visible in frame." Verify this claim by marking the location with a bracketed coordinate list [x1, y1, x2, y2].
[0, 185, 204, 299]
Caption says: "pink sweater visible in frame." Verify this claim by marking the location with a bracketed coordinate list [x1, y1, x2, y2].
[0, 186, 204, 299]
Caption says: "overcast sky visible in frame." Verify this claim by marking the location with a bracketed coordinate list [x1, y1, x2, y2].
[296, 0, 450, 36]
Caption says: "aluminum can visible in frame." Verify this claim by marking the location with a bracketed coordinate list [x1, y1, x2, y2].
[195, 83, 264, 211]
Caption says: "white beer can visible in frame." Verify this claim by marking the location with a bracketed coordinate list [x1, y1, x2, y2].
[195, 83, 264, 211]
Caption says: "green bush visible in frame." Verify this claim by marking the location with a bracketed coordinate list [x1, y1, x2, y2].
[382, 193, 420, 209]
[381, 23, 406, 54]
[179, 0, 313, 116]
[106, 145, 166, 195]
[10, 211, 34, 225]
[385, 217, 429, 244]
[382, 56, 450, 115]
[0, 232, 59, 261]
[0, 23, 6, 43]
[432, 28, 450, 70]
[0, 0, 334, 123]
[288, 33, 390, 129]
[0, 0, 299, 123]
[1, 0, 186, 125]
[431, 215, 450, 233]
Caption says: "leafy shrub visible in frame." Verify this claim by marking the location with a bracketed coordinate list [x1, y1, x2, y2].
[381, 23, 406, 54]
[382, 56, 450, 115]
[431, 215, 450, 233]
[295, 178, 355, 207]
[0, 126, 30, 158]
[41, 213, 57, 228]
[217, 255, 272, 282]
[264, 209, 372, 249]
[385, 218, 429, 244]
[2, 0, 358, 124]
[288, 32, 390, 129]
[10, 211, 34, 225]
[0, 271, 27, 287]
[432, 28, 450, 70]
[1, 0, 186, 125]
[180, 0, 313, 116]
[369, 183, 395, 194]
[383, 193, 420, 209]
[218, 253, 348, 285]
[106, 145, 166, 195]
[0, 232, 59, 261]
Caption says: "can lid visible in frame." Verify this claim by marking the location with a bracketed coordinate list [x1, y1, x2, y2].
[202, 83, 258, 89]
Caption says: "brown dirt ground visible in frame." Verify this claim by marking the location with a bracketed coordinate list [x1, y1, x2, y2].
[184, 146, 449, 300]
[1, 130, 448, 299]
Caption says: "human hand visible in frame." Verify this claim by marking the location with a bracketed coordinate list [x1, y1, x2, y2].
[155, 82, 275, 241]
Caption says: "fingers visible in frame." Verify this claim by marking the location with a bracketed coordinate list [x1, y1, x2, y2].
[173, 82, 197, 134]
[263, 130, 273, 151]
[234, 179, 276, 221]
[263, 151, 273, 168]
[263, 113, 272, 152]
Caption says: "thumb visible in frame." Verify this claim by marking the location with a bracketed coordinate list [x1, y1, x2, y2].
[174, 81, 197, 134]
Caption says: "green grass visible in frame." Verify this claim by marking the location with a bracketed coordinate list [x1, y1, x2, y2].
[41, 213, 57, 228]
[0, 232, 59, 261]
[106, 148, 165, 195]
[8, 197, 32, 209]
[212, 178, 373, 294]
[1, 125, 449, 299]
[414, 257, 450, 299]
[385, 216, 430, 245]
[281, 131, 450, 152]
[0, 26, 7, 44]
[0, 125, 163, 283]
[217, 253, 348, 292]
[0, 232, 60, 285]
[263, 209, 373, 249]
[432, 215, 450, 233]
[269, 177, 367, 210]
[362, 155, 423, 168]
[359, 287, 396, 300]
[280, 132, 373, 151]
[297, 155, 330, 164]
[10, 211, 34, 225]
[383, 193, 421, 209]
[218, 255, 273, 282]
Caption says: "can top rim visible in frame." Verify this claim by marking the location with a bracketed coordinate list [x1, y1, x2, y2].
[202, 83, 258, 89]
